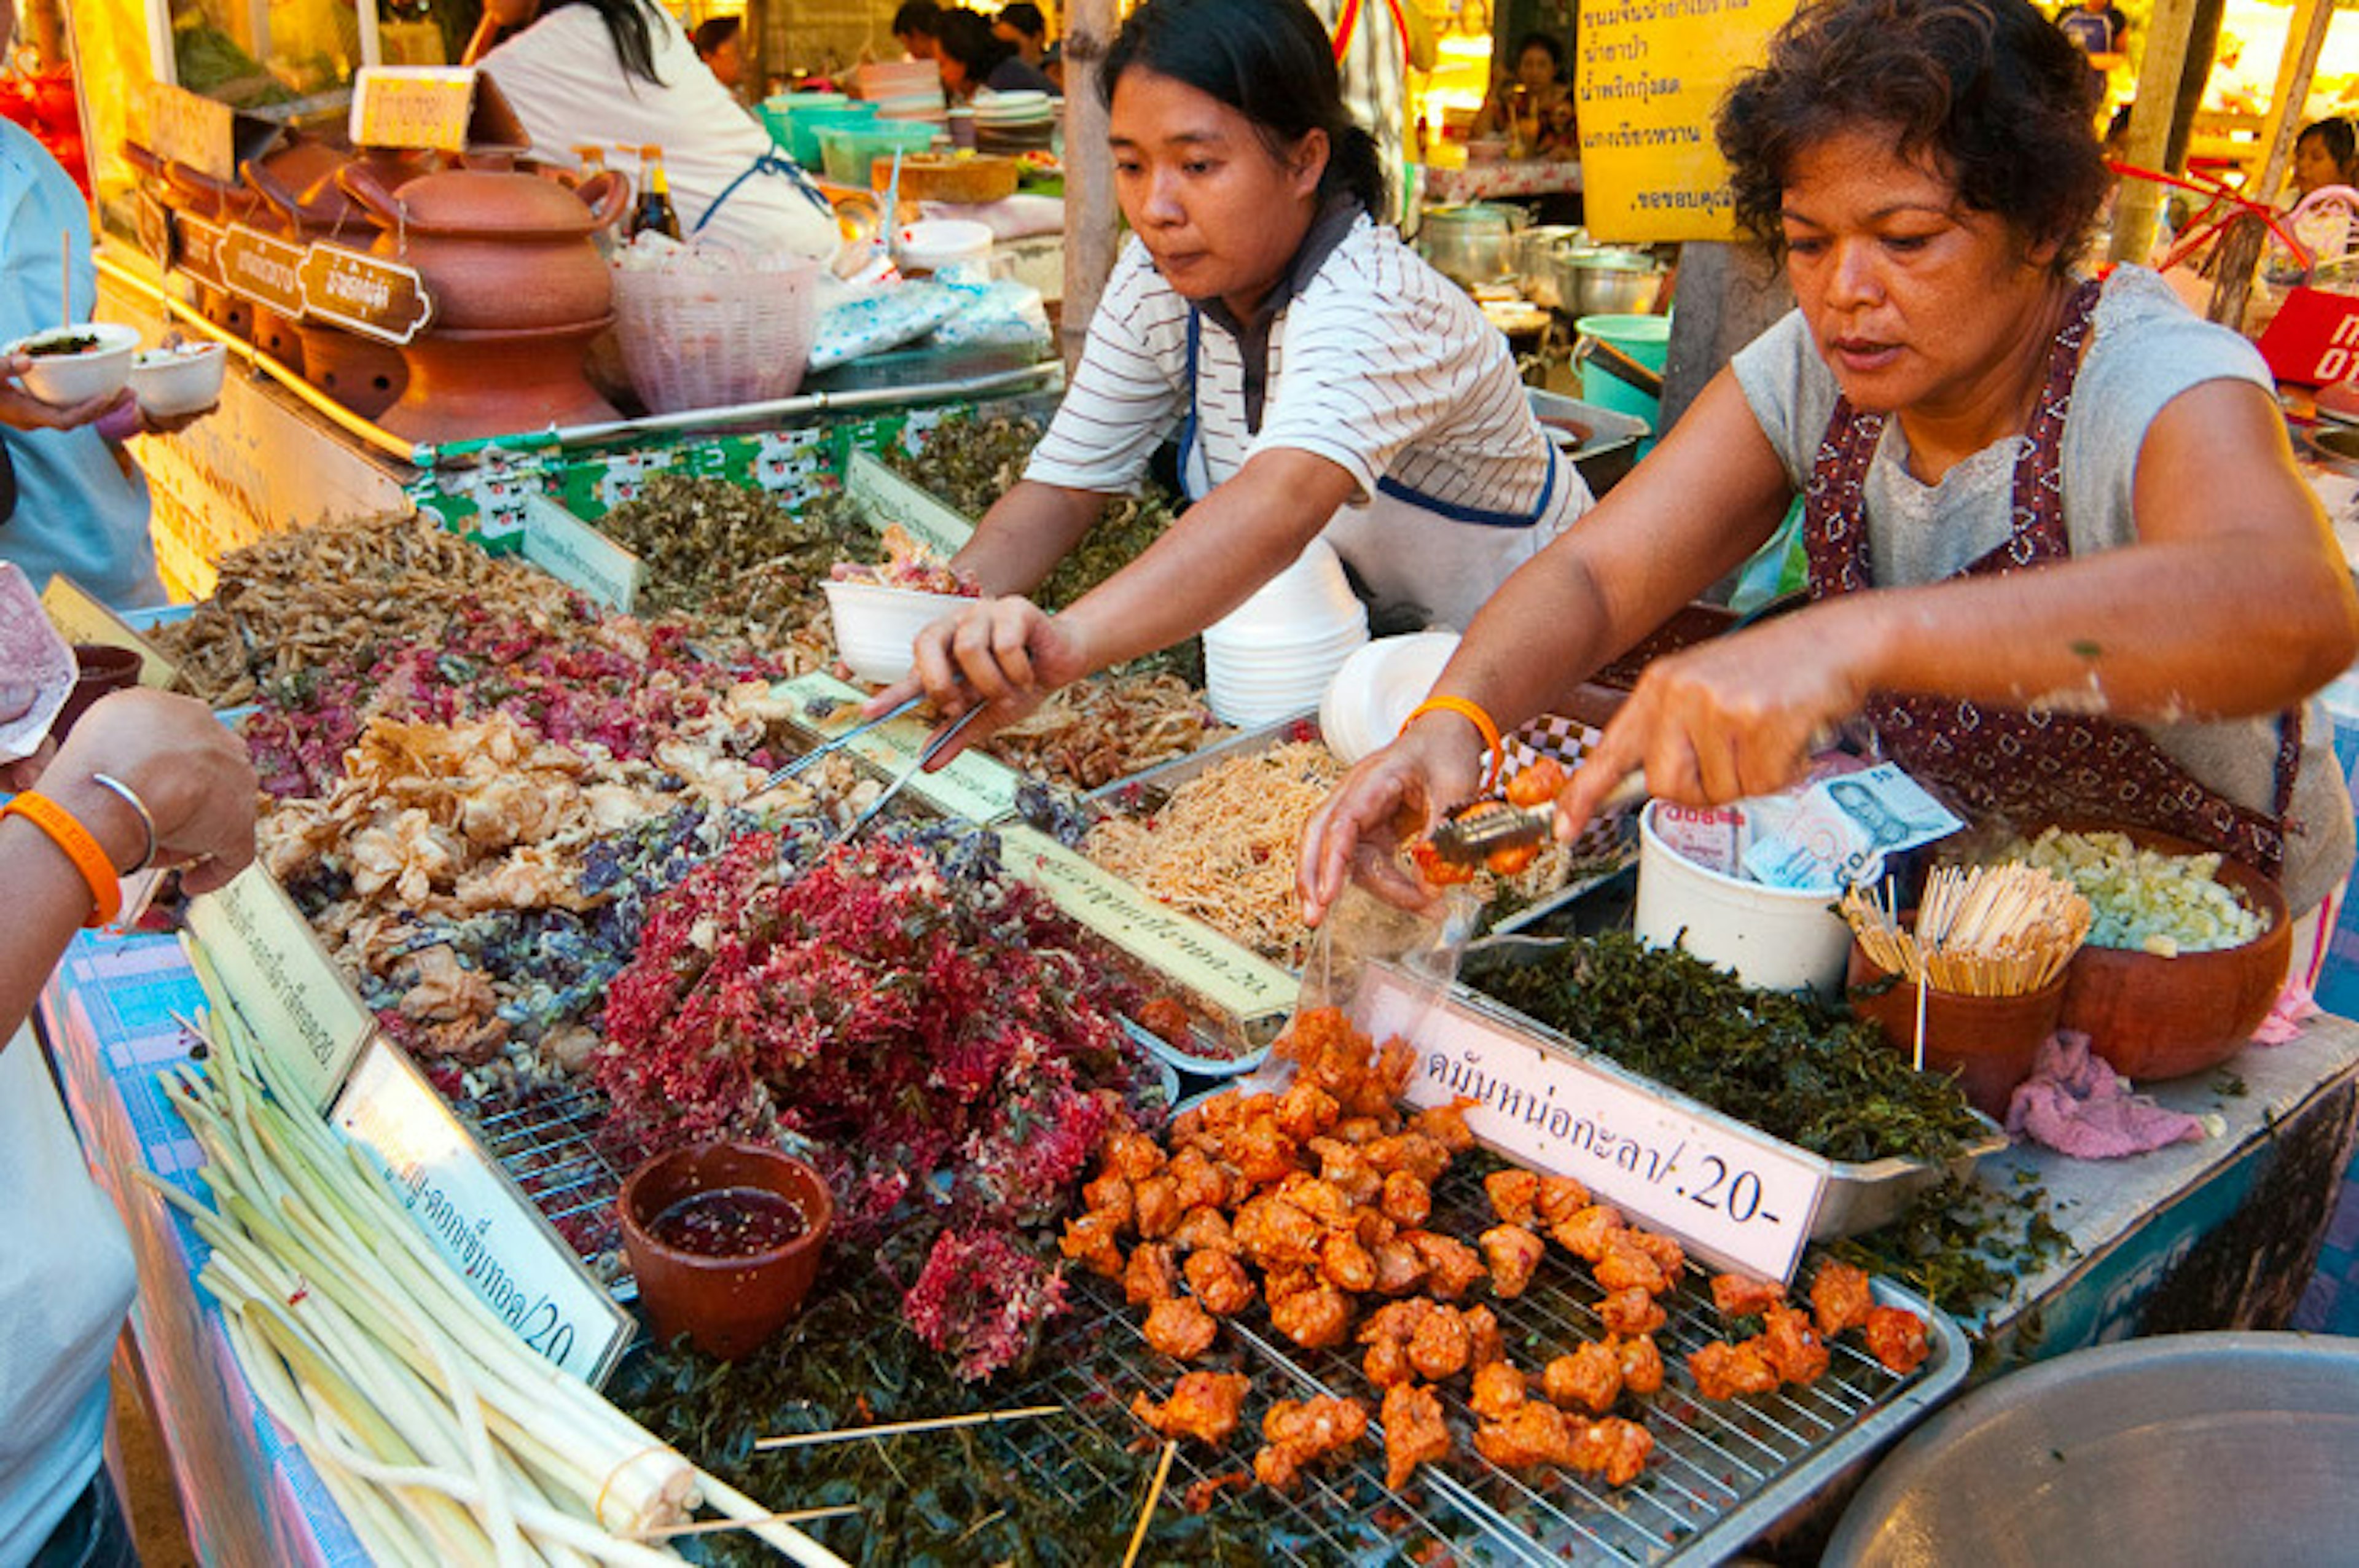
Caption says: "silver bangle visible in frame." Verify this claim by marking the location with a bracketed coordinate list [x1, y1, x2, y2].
[87, 773, 157, 875]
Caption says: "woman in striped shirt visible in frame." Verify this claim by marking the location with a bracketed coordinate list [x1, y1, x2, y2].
[866, 0, 1588, 759]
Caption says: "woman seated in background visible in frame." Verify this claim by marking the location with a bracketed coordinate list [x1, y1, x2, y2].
[1301, 0, 2358, 936]
[1471, 31, 1576, 157]
[994, 2, 1061, 89]
[2291, 116, 2358, 201]
[934, 7, 1059, 101]
[466, 0, 839, 260]
[690, 14, 745, 93]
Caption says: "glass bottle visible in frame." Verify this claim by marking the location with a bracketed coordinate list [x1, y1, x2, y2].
[633, 144, 683, 241]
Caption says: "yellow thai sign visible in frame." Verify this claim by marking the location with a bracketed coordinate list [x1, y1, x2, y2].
[1576, 0, 1798, 244]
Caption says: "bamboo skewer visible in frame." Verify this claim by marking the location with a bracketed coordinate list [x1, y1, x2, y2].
[753, 1405, 1061, 1451]
[626, 1505, 863, 1542]
[1841, 863, 2093, 1000]
[1122, 1440, 1178, 1568]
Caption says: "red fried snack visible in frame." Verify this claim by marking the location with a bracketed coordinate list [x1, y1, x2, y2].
[1688, 1339, 1778, 1401]
[1811, 1259, 1875, 1338]
[1380, 1382, 1452, 1491]
[1712, 1271, 1786, 1320]
[1132, 1371, 1251, 1445]
[1863, 1305, 1930, 1375]
[1144, 1295, 1218, 1361]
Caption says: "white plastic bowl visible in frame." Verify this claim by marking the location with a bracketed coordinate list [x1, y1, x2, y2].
[1632, 799, 1853, 996]
[823, 578, 975, 686]
[128, 341, 227, 417]
[894, 219, 993, 275]
[1321, 631, 1460, 765]
[7, 321, 139, 407]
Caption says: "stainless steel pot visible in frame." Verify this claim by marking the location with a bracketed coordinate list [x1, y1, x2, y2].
[1418, 203, 1527, 289]
[1554, 246, 1666, 316]
[1514, 225, 1586, 310]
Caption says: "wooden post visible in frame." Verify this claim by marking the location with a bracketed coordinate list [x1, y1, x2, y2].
[2108, 0, 2204, 268]
[1060, 0, 1120, 369]
[2210, 0, 2333, 328]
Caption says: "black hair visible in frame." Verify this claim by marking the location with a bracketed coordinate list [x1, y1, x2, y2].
[936, 8, 1017, 77]
[2299, 117, 2358, 178]
[1511, 30, 1565, 77]
[690, 14, 740, 57]
[997, 2, 1047, 41]
[1100, 0, 1387, 217]
[547, 0, 665, 85]
[1718, 0, 2107, 273]
[893, 0, 944, 37]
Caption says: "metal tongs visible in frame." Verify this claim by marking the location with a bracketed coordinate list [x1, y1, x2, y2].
[751, 694, 924, 797]
[829, 704, 989, 845]
[1421, 769, 1652, 867]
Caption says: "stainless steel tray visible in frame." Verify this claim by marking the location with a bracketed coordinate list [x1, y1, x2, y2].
[993, 1160, 1968, 1563]
[1439, 941, 2008, 1239]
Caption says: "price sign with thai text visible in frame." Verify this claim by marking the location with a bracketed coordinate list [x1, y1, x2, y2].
[219, 224, 308, 318]
[1353, 964, 1827, 1280]
[519, 494, 641, 610]
[350, 66, 481, 152]
[1577, 0, 1798, 243]
[332, 1039, 633, 1384]
[139, 84, 238, 182]
[300, 246, 433, 344]
[186, 864, 375, 1114]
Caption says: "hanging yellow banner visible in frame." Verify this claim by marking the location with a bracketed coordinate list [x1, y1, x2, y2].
[1576, 0, 1799, 244]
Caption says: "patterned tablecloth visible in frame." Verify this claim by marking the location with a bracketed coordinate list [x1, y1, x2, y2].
[1420, 158, 1585, 205]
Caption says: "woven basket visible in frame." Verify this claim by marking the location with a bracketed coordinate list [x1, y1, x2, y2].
[611, 255, 822, 415]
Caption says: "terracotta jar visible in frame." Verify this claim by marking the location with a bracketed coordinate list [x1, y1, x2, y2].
[337, 161, 628, 331]
[619, 1142, 832, 1359]
[245, 149, 426, 419]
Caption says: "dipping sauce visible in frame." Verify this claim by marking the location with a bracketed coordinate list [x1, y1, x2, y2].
[648, 1186, 808, 1257]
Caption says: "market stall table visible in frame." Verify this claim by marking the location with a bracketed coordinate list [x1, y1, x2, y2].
[1421, 158, 1584, 206]
[36, 929, 2359, 1558]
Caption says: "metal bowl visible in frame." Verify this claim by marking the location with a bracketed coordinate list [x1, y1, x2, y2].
[1513, 225, 1586, 310]
[1552, 247, 1665, 316]
[1826, 1332, 2359, 1567]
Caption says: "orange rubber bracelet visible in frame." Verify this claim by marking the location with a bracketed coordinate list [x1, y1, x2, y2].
[1400, 695, 1504, 792]
[3, 790, 123, 927]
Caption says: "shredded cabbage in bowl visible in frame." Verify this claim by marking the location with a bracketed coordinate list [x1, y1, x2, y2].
[1998, 827, 2264, 957]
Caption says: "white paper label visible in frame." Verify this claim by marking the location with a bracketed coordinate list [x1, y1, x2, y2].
[1353, 965, 1828, 1281]
[776, 670, 1022, 824]
[843, 450, 977, 558]
[331, 1040, 633, 1384]
[520, 494, 641, 610]
[185, 865, 375, 1114]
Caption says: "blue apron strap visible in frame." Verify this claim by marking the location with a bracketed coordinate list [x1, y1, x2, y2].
[692, 150, 836, 238]
[1178, 307, 1202, 499]
[1371, 439, 1559, 528]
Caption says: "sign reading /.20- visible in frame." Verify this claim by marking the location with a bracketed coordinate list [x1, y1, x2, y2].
[209, 223, 435, 345]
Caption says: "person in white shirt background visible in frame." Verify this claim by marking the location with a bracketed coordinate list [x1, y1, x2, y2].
[867, 0, 1590, 761]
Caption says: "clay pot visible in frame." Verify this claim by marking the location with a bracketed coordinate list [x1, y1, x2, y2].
[53, 645, 143, 740]
[337, 162, 628, 330]
[619, 1143, 832, 1360]
[2054, 827, 2292, 1082]
[1847, 945, 2066, 1121]
[247, 150, 427, 415]
[371, 317, 620, 445]
[292, 321, 407, 419]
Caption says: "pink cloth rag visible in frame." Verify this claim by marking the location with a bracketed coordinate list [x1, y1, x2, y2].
[2248, 978, 2321, 1046]
[2004, 1030, 2207, 1158]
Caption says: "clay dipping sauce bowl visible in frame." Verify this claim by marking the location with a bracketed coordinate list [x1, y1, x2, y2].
[1846, 942, 2067, 1121]
[52, 644, 144, 739]
[619, 1142, 832, 1359]
[2054, 827, 2290, 1083]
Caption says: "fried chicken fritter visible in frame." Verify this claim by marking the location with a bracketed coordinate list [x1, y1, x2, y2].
[1270, 1283, 1355, 1351]
[1132, 1371, 1251, 1445]
[1320, 1230, 1379, 1293]
[1363, 1334, 1415, 1388]
[1308, 1137, 1383, 1206]
[1410, 1101, 1476, 1153]
[1171, 1206, 1235, 1255]
[1184, 1248, 1257, 1317]
[1593, 1239, 1670, 1297]
[1144, 1295, 1218, 1361]
[1406, 1231, 1486, 1301]
[1379, 1169, 1432, 1228]
[1614, 1335, 1664, 1397]
[1105, 1129, 1165, 1183]
[1541, 1341, 1622, 1415]
[1480, 1223, 1547, 1299]
[1407, 1306, 1473, 1382]
[1133, 1175, 1181, 1240]
[1569, 1416, 1654, 1487]
[1863, 1305, 1930, 1375]
[1168, 1147, 1228, 1213]
[1712, 1271, 1786, 1320]
[1812, 1260, 1875, 1338]
[1254, 1395, 1369, 1492]
[1688, 1338, 1778, 1401]
[1473, 1399, 1574, 1470]
[1598, 1285, 1667, 1338]
[1552, 1204, 1625, 1264]
[1622, 1228, 1684, 1281]
[1760, 1303, 1829, 1386]
[1277, 1080, 1341, 1142]
[1380, 1382, 1451, 1491]
[1471, 1359, 1528, 1421]
[1081, 1171, 1133, 1228]
[1058, 1211, 1125, 1278]
[1485, 1168, 1539, 1227]
[1124, 1242, 1179, 1306]
[1232, 1195, 1322, 1271]
[1463, 1304, 1504, 1368]
[1534, 1174, 1592, 1227]
[1371, 1238, 1428, 1297]
[1367, 1131, 1452, 1184]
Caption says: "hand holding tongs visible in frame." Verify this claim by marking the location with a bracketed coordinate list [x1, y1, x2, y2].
[750, 694, 924, 797]
[1421, 768, 1651, 868]
[829, 704, 990, 846]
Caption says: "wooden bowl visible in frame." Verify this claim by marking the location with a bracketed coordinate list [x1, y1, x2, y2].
[2052, 827, 2290, 1082]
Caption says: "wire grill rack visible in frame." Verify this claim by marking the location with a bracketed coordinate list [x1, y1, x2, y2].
[461, 1077, 635, 1297]
[989, 1163, 1966, 1564]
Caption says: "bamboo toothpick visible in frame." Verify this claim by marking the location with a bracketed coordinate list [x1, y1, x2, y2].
[753, 1405, 1061, 1451]
[1122, 1440, 1178, 1568]
[627, 1504, 863, 1542]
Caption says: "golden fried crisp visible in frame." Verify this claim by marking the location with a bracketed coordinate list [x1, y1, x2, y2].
[1480, 1223, 1547, 1300]
[1760, 1303, 1829, 1386]
[1367, 1131, 1452, 1184]
[1144, 1295, 1218, 1361]
[1255, 1395, 1369, 1492]
[1320, 1230, 1379, 1293]
[1331, 1115, 1388, 1147]
[1229, 1115, 1301, 1187]
[1359, 1297, 1433, 1344]
[1307, 1137, 1383, 1206]
[1058, 1211, 1125, 1278]
[1594, 1239, 1670, 1298]
[1124, 1242, 1179, 1306]
[1485, 1168, 1540, 1228]
[1473, 1398, 1574, 1470]
[1184, 1248, 1258, 1317]
[1471, 1359, 1528, 1421]
[1863, 1305, 1930, 1375]
[1105, 1129, 1165, 1183]
[1380, 1382, 1452, 1491]
[1277, 1079, 1341, 1142]
[1371, 1238, 1428, 1297]
[1131, 1370, 1250, 1445]
[1081, 1171, 1134, 1228]
[1262, 1265, 1321, 1306]
[1278, 1171, 1356, 1231]
[1407, 1306, 1473, 1382]
[1270, 1283, 1355, 1351]
[1534, 1174, 1593, 1228]
[1541, 1341, 1622, 1416]
[1379, 1170, 1433, 1228]
[1133, 1175, 1182, 1241]
[1363, 1335, 1415, 1389]
[1410, 1100, 1477, 1153]
[1623, 1228, 1684, 1282]
[1614, 1334, 1664, 1397]
[1570, 1415, 1654, 1487]
[1551, 1204, 1625, 1264]
[1352, 1207, 1396, 1249]
[1168, 1147, 1228, 1213]
[1463, 1304, 1504, 1369]
[1712, 1271, 1786, 1320]
[1406, 1231, 1487, 1301]
[1170, 1206, 1236, 1255]
[1688, 1338, 1779, 1401]
[1232, 1195, 1323, 1271]
[1811, 1260, 1875, 1338]
[1598, 1285, 1667, 1338]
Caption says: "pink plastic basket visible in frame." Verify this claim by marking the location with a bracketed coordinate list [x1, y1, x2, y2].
[611, 254, 823, 415]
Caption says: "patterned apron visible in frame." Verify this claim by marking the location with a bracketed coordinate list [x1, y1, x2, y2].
[1801, 278, 2299, 876]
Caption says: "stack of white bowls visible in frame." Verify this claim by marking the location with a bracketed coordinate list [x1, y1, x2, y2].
[1319, 631, 1461, 764]
[974, 89, 1057, 154]
[857, 59, 948, 132]
[1203, 538, 1369, 727]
